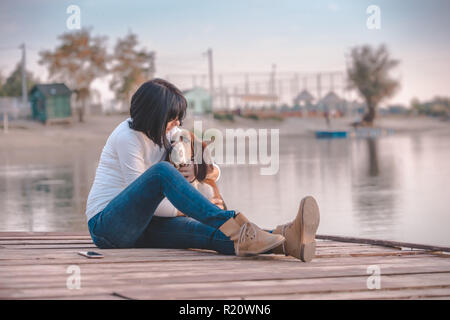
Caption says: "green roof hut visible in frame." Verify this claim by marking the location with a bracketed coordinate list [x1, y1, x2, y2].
[183, 87, 212, 115]
[29, 83, 72, 124]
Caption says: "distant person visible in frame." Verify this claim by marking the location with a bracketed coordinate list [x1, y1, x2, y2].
[85, 79, 320, 262]
[351, 113, 362, 128]
[324, 109, 331, 128]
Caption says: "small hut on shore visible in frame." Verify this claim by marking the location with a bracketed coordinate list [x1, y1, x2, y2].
[183, 87, 212, 115]
[318, 91, 345, 115]
[293, 90, 315, 107]
[29, 83, 72, 124]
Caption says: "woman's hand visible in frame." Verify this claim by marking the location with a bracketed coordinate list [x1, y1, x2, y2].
[210, 197, 225, 210]
[176, 210, 185, 217]
[178, 164, 195, 182]
[205, 165, 220, 181]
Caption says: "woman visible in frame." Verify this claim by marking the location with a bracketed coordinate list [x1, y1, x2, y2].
[86, 79, 320, 261]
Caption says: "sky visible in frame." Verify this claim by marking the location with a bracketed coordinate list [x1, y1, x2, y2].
[0, 0, 449, 106]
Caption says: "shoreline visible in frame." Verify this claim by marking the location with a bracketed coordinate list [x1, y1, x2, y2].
[1, 114, 448, 150]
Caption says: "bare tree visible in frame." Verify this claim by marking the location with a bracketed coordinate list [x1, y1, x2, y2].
[39, 28, 108, 122]
[109, 32, 155, 110]
[347, 44, 400, 126]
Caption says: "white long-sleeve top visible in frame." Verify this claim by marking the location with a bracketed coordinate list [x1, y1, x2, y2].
[85, 118, 220, 221]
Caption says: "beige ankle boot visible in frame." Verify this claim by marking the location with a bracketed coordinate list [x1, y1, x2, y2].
[272, 196, 320, 262]
[219, 213, 285, 257]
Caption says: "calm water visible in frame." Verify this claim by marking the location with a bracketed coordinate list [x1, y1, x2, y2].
[1, 131, 450, 247]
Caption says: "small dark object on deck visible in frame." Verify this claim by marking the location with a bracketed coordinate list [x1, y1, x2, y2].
[78, 251, 104, 259]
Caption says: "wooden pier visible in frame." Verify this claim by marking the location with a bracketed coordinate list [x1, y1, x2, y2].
[1, 232, 449, 300]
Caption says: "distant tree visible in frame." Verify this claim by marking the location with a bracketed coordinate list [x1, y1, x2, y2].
[411, 98, 424, 115]
[413, 97, 450, 117]
[109, 32, 155, 109]
[0, 71, 4, 96]
[39, 28, 108, 122]
[347, 44, 400, 126]
[0, 70, 4, 91]
[0, 63, 36, 97]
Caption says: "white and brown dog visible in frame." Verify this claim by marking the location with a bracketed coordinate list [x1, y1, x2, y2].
[167, 129, 227, 210]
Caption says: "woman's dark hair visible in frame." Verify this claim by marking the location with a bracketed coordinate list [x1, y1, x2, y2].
[128, 78, 187, 150]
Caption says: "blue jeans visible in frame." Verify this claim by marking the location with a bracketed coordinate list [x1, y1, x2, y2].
[88, 161, 238, 255]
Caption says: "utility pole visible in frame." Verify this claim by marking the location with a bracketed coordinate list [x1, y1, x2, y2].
[317, 73, 322, 100]
[204, 48, 214, 111]
[270, 64, 276, 96]
[20, 43, 27, 108]
[278, 80, 282, 105]
[245, 73, 249, 95]
[218, 74, 223, 110]
[330, 72, 334, 92]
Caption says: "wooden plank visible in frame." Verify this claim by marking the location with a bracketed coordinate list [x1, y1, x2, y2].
[0, 232, 90, 237]
[0, 238, 391, 249]
[0, 236, 92, 241]
[0, 248, 441, 267]
[1, 264, 449, 290]
[0, 240, 367, 248]
[217, 287, 450, 300]
[0, 252, 432, 269]
[1, 255, 447, 281]
[0, 243, 419, 255]
[0, 245, 430, 258]
[2, 272, 450, 300]
[1, 257, 448, 282]
[0, 236, 363, 249]
[113, 272, 450, 300]
[317, 234, 450, 253]
[4, 232, 446, 251]
[0, 253, 243, 266]
[42, 294, 127, 300]
[0, 243, 400, 252]
[2, 244, 98, 249]
[0, 240, 95, 245]
[0, 248, 225, 258]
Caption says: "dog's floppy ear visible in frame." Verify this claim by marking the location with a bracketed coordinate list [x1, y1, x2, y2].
[203, 136, 215, 146]
[190, 132, 214, 182]
[189, 132, 196, 155]
[199, 140, 215, 181]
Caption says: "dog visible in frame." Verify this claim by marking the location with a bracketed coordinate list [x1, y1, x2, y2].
[167, 129, 227, 210]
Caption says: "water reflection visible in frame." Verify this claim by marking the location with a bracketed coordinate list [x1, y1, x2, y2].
[367, 138, 379, 177]
[0, 147, 98, 232]
[351, 138, 398, 238]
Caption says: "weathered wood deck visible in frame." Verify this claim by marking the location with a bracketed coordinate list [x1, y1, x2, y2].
[1, 232, 449, 300]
